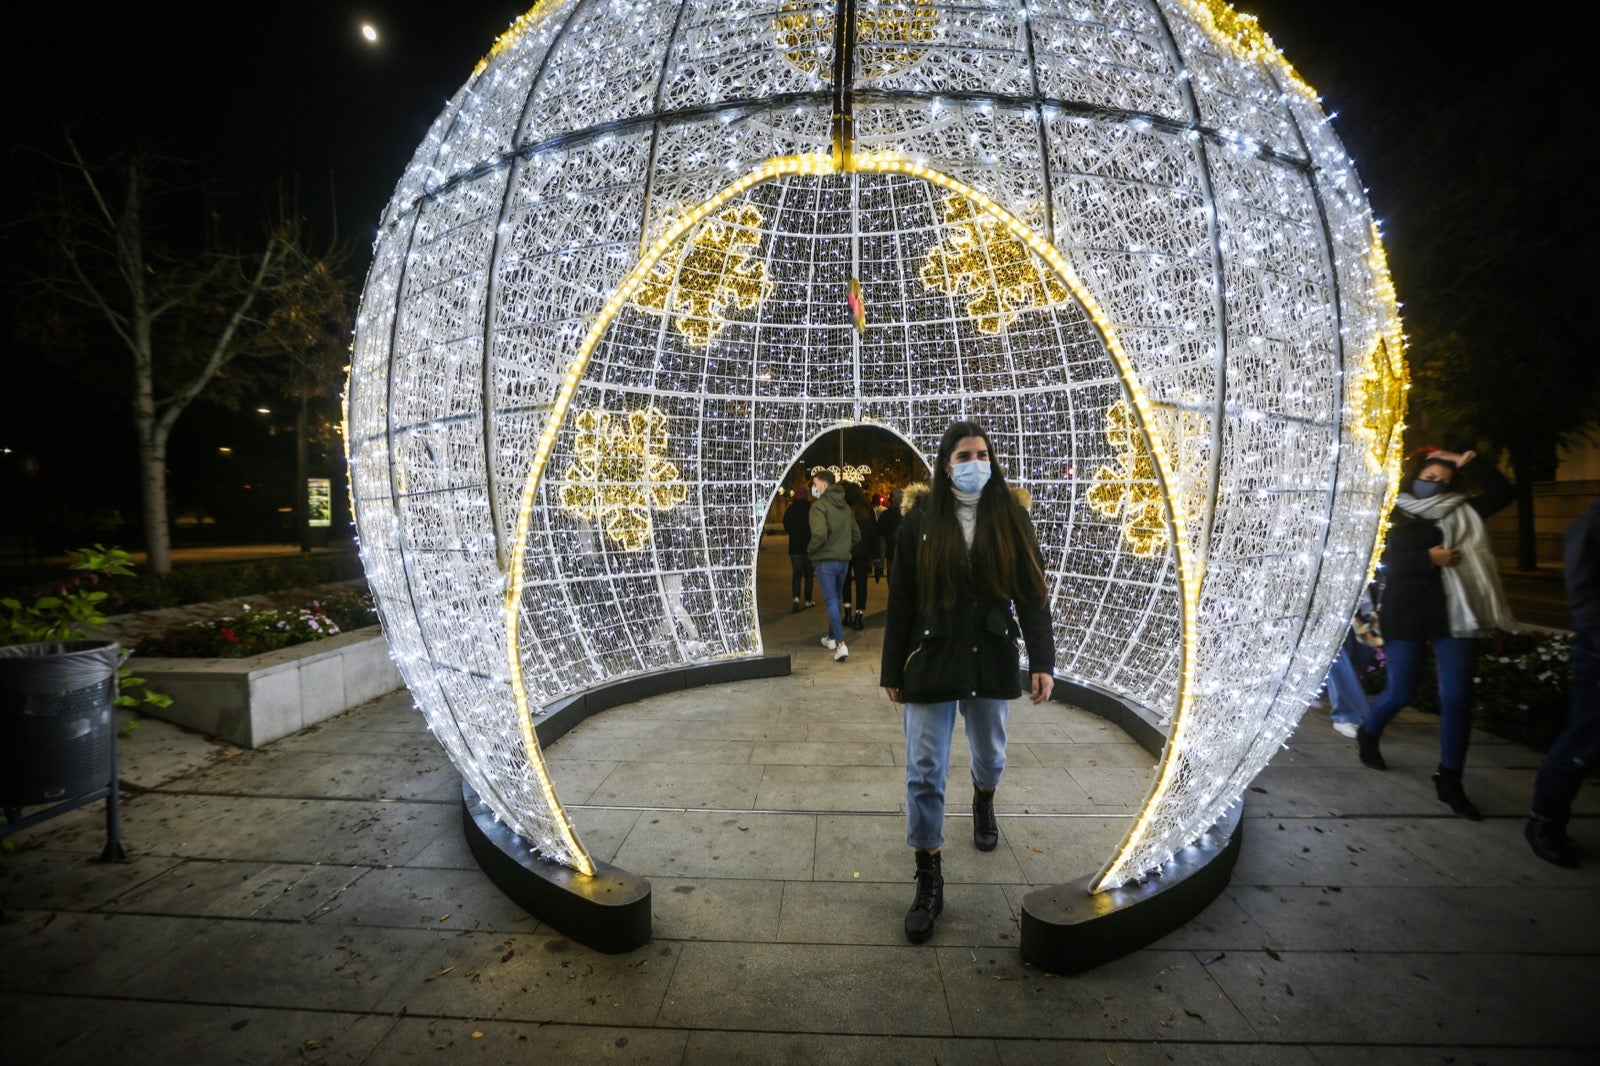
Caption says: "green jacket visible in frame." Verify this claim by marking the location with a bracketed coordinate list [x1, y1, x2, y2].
[807, 487, 860, 564]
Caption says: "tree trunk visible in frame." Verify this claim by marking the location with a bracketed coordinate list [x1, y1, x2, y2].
[139, 430, 172, 576]
[296, 395, 310, 553]
[1511, 448, 1538, 571]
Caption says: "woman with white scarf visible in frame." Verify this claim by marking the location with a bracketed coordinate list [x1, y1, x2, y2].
[1356, 448, 1516, 818]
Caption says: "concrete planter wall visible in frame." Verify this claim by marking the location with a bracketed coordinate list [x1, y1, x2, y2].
[134, 627, 403, 748]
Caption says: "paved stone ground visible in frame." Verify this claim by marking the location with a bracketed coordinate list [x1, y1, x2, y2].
[2, 543, 1597, 1063]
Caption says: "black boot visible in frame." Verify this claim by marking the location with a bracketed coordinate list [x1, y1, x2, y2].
[1356, 726, 1386, 770]
[1432, 766, 1482, 820]
[1525, 816, 1578, 867]
[972, 785, 998, 851]
[853, 609, 864, 630]
[904, 849, 943, 943]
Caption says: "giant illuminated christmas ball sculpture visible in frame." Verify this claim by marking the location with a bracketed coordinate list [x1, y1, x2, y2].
[347, 0, 1406, 952]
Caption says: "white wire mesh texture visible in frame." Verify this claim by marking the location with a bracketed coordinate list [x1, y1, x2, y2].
[346, 0, 1406, 889]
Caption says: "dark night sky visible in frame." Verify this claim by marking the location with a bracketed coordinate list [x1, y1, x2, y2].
[0, 2, 1580, 543]
[5, 2, 1531, 250]
[8, 2, 529, 247]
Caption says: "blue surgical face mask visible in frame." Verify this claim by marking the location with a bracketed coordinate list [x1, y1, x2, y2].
[951, 460, 991, 494]
[1411, 478, 1447, 499]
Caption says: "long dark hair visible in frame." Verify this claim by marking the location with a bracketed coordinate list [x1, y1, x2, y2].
[915, 420, 1048, 613]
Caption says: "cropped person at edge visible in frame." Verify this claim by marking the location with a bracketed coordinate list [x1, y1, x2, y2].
[880, 420, 1055, 944]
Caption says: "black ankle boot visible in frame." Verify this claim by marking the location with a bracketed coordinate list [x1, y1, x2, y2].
[853, 610, 864, 630]
[1525, 816, 1578, 867]
[1432, 766, 1481, 820]
[904, 849, 943, 943]
[1356, 726, 1386, 770]
[972, 786, 998, 851]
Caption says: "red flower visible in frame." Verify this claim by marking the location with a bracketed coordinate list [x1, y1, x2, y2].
[221, 628, 239, 643]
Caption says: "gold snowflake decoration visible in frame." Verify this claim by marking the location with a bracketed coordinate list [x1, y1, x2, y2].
[1087, 400, 1170, 557]
[1185, 0, 1315, 99]
[920, 194, 1069, 334]
[557, 406, 689, 551]
[774, 0, 940, 79]
[634, 203, 772, 347]
[1349, 225, 1409, 473]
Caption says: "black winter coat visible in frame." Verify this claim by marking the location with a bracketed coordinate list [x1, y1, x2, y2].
[1377, 457, 1514, 640]
[782, 500, 812, 556]
[878, 506, 1055, 701]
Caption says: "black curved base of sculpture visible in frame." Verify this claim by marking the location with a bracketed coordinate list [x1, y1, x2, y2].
[461, 780, 651, 954]
[1020, 802, 1243, 975]
[461, 655, 791, 954]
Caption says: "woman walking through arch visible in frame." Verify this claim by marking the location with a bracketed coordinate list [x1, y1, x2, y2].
[880, 420, 1055, 943]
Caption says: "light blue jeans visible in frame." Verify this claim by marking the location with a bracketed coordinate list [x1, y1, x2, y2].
[904, 698, 1009, 850]
[1325, 648, 1368, 726]
[814, 559, 849, 643]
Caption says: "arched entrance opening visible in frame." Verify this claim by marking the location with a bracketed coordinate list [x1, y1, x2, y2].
[502, 157, 1188, 885]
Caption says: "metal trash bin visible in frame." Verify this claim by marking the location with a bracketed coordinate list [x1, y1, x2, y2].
[0, 640, 126, 871]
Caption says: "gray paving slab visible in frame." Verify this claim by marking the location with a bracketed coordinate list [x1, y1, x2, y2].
[684, 1030, 1004, 1064]
[0, 994, 399, 1065]
[649, 874, 787, 942]
[309, 864, 545, 933]
[367, 1017, 690, 1063]
[658, 940, 951, 1034]
[134, 918, 437, 1013]
[1226, 882, 1600, 954]
[0, 544, 1594, 1059]
[1231, 814, 1463, 887]
[99, 857, 366, 921]
[776, 878, 1019, 946]
[374, 928, 680, 1025]
[611, 808, 818, 880]
[1306, 1049, 1595, 1065]
[939, 946, 1257, 1041]
[1000, 1043, 1319, 1065]
[0, 911, 202, 996]
[0, 846, 183, 911]
[1204, 949, 1600, 1047]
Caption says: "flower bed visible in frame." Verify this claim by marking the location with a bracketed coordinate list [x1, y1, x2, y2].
[131, 591, 377, 658]
[1361, 628, 1572, 751]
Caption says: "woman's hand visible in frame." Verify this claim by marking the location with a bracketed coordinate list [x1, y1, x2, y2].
[1431, 449, 1476, 467]
[1429, 545, 1462, 567]
[885, 687, 902, 704]
[1029, 673, 1053, 704]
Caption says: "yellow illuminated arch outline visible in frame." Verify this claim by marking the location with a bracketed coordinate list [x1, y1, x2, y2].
[501, 152, 1202, 888]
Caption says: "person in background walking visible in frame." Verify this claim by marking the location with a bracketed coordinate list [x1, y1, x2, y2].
[880, 420, 1055, 944]
[1525, 496, 1600, 867]
[807, 469, 858, 662]
[878, 488, 904, 583]
[783, 484, 815, 613]
[1355, 448, 1515, 819]
[843, 482, 880, 631]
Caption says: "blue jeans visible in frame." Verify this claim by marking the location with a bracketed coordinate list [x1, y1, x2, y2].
[1531, 625, 1600, 825]
[789, 553, 814, 602]
[814, 560, 848, 643]
[904, 698, 1009, 850]
[1364, 636, 1477, 771]
[1325, 648, 1368, 725]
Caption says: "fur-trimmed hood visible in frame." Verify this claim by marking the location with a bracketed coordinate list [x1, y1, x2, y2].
[899, 481, 1032, 514]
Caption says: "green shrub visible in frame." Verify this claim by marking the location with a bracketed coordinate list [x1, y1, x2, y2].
[110, 551, 367, 611]
[0, 545, 172, 732]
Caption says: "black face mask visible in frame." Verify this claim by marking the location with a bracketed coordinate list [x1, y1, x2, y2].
[1411, 478, 1447, 499]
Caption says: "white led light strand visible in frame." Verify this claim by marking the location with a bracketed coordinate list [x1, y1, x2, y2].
[346, 0, 1402, 888]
